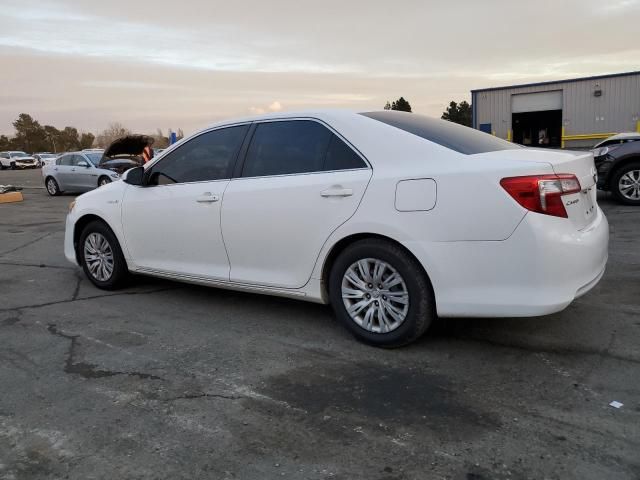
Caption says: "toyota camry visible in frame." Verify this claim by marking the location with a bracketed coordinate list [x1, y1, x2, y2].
[64, 110, 608, 347]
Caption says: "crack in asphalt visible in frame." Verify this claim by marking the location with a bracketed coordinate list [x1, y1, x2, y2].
[0, 260, 75, 271]
[163, 393, 241, 402]
[46, 323, 164, 381]
[0, 287, 179, 313]
[0, 232, 55, 257]
[452, 333, 640, 365]
[71, 271, 83, 301]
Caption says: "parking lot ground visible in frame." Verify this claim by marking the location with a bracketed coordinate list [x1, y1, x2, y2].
[1, 168, 639, 480]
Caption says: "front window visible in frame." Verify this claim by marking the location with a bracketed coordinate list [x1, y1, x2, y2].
[11, 152, 29, 158]
[148, 124, 249, 185]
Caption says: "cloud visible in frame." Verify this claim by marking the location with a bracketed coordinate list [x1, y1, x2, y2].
[268, 101, 283, 111]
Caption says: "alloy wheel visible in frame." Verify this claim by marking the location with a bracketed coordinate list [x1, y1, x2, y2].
[46, 178, 58, 195]
[83, 233, 115, 282]
[341, 258, 409, 333]
[618, 169, 640, 201]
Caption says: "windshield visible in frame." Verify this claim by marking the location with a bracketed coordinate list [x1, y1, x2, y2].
[85, 152, 102, 165]
[12, 152, 29, 158]
[41, 154, 56, 158]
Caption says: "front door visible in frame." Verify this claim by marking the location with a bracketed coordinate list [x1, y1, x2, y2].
[221, 119, 372, 288]
[120, 124, 250, 279]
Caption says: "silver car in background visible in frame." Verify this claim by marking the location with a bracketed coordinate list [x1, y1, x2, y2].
[42, 151, 120, 196]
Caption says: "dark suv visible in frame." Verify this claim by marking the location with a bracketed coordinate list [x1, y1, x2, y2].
[594, 140, 640, 205]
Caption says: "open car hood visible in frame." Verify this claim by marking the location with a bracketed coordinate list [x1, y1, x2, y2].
[102, 135, 153, 158]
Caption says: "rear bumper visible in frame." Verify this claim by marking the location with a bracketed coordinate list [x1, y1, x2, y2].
[406, 207, 609, 318]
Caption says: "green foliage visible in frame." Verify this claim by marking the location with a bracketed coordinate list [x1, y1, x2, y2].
[441, 100, 472, 127]
[384, 97, 412, 112]
[2, 114, 182, 153]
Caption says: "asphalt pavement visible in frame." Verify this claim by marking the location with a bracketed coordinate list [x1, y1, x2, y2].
[1, 168, 639, 480]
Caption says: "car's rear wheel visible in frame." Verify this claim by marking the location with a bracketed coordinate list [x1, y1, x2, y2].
[45, 177, 61, 196]
[78, 221, 128, 290]
[611, 160, 640, 206]
[329, 238, 435, 347]
[98, 176, 112, 187]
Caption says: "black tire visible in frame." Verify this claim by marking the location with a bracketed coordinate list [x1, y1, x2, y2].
[78, 220, 129, 290]
[328, 238, 435, 348]
[10, 162, 16, 170]
[610, 160, 640, 206]
[98, 176, 112, 187]
[45, 177, 61, 196]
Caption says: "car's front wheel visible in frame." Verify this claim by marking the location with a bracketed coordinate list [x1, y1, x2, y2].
[329, 238, 435, 348]
[611, 160, 640, 206]
[98, 176, 112, 187]
[78, 221, 128, 290]
[45, 177, 61, 196]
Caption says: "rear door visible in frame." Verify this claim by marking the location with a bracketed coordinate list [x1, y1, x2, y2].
[221, 119, 372, 288]
[55, 154, 76, 188]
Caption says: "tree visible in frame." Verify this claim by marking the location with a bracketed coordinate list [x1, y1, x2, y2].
[96, 122, 131, 147]
[384, 97, 412, 112]
[441, 100, 472, 127]
[80, 132, 95, 149]
[12, 113, 48, 152]
[0, 135, 13, 151]
[152, 129, 169, 149]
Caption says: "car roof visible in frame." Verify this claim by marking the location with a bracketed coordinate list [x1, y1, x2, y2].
[206, 109, 361, 129]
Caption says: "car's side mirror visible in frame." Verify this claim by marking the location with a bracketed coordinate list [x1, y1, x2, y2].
[123, 166, 145, 186]
[77, 161, 89, 168]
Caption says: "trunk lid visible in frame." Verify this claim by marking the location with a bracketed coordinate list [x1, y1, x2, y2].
[482, 148, 598, 230]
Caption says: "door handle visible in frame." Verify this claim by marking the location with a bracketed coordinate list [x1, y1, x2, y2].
[196, 192, 220, 203]
[321, 187, 353, 198]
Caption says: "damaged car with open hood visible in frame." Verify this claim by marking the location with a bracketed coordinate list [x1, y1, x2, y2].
[98, 135, 155, 175]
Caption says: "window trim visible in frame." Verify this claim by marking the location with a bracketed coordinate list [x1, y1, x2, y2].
[233, 117, 371, 180]
[143, 122, 251, 187]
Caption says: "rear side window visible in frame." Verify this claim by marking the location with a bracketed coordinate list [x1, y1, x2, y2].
[149, 124, 249, 185]
[360, 111, 521, 155]
[325, 135, 366, 171]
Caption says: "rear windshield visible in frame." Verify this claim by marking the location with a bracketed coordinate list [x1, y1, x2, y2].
[360, 111, 521, 155]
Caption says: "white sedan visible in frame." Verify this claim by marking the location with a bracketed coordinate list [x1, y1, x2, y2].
[64, 110, 608, 347]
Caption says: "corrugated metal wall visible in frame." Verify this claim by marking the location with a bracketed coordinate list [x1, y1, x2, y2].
[473, 73, 640, 148]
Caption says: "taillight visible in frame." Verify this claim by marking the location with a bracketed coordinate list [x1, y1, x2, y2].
[500, 174, 581, 218]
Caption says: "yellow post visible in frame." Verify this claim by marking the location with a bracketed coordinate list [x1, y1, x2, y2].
[507, 129, 512, 142]
[636, 120, 640, 133]
[561, 127, 566, 149]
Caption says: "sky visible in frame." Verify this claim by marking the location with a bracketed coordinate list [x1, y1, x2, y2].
[1, 0, 639, 136]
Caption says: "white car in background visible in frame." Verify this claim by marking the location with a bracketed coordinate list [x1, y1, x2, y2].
[34, 153, 59, 167]
[0, 151, 38, 169]
[64, 110, 608, 347]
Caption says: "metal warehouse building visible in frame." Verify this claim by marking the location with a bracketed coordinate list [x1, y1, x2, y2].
[472, 70, 640, 149]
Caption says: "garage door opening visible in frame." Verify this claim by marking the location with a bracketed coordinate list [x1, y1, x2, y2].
[512, 109, 562, 148]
